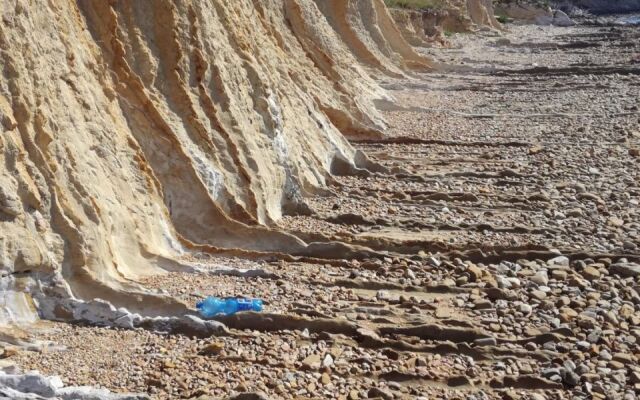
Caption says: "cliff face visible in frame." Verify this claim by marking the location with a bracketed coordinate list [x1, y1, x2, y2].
[389, 0, 503, 48]
[314, 0, 433, 76]
[0, 0, 431, 320]
[494, 2, 553, 22]
[467, 0, 503, 29]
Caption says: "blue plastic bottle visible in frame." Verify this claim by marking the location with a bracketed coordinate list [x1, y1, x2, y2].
[196, 297, 263, 317]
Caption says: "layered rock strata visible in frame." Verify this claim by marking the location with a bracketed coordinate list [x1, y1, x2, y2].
[389, 0, 503, 48]
[0, 0, 431, 321]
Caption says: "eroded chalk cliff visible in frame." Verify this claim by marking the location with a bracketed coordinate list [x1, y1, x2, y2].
[390, 0, 504, 48]
[0, 0, 431, 321]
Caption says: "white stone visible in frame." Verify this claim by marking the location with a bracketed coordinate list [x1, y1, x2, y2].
[547, 256, 570, 267]
[553, 10, 576, 27]
[506, 277, 521, 288]
[535, 15, 554, 26]
[519, 304, 533, 314]
[531, 271, 549, 286]
[114, 314, 135, 330]
[322, 354, 334, 368]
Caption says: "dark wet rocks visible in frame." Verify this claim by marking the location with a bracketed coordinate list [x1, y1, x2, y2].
[367, 387, 393, 400]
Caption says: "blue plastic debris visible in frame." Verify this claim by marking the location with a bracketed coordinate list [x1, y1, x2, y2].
[196, 297, 263, 317]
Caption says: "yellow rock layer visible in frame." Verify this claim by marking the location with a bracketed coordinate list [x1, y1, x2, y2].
[0, 0, 432, 316]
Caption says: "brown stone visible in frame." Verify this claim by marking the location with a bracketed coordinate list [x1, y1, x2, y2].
[199, 342, 225, 356]
[529, 290, 546, 301]
[613, 352, 635, 363]
[529, 145, 544, 155]
[467, 265, 483, 282]
[551, 270, 567, 280]
[146, 377, 164, 388]
[302, 354, 322, 370]
[607, 217, 625, 227]
[608, 360, 624, 370]
[328, 346, 343, 360]
[619, 304, 634, 319]
[559, 307, 578, 322]
[581, 266, 601, 280]
[435, 308, 452, 319]
[1, 347, 18, 358]
[474, 299, 493, 310]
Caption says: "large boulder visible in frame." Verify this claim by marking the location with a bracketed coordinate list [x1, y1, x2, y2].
[495, 3, 553, 21]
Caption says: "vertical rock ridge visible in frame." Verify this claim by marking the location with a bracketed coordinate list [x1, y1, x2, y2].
[0, 0, 433, 318]
[389, 0, 504, 48]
